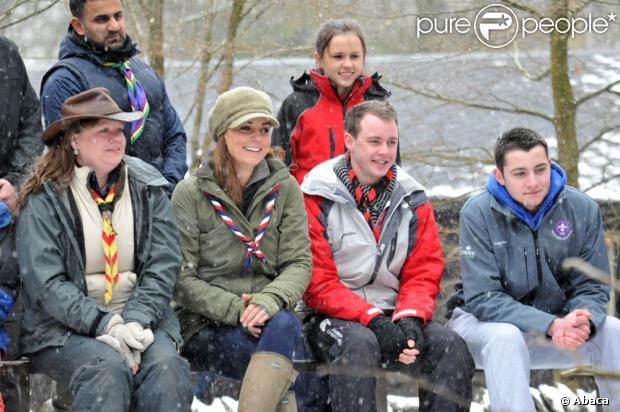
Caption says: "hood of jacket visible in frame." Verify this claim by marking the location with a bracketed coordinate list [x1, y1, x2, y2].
[486, 162, 567, 231]
[123, 155, 170, 188]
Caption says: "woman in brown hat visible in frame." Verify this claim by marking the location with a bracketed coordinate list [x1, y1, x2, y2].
[16, 87, 192, 412]
[172, 86, 312, 412]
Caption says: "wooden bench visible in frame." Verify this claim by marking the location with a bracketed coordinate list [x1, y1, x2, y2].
[7, 356, 611, 412]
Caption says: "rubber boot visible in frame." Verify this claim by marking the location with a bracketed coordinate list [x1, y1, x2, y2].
[276, 391, 297, 412]
[238, 352, 298, 412]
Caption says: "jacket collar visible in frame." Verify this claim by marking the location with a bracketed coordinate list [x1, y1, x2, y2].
[301, 155, 425, 206]
[309, 70, 372, 103]
[60, 28, 139, 65]
[193, 155, 290, 210]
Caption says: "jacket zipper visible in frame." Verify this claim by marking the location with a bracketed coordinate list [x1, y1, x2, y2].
[526, 230, 544, 305]
[329, 127, 335, 159]
[368, 243, 386, 285]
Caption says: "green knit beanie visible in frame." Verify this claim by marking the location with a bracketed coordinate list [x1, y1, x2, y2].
[208, 87, 279, 141]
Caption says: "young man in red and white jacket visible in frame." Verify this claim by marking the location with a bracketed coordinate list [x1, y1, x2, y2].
[300, 100, 473, 412]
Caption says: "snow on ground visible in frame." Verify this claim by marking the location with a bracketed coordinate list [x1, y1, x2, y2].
[192, 386, 600, 411]
[192, 396, 237, 412]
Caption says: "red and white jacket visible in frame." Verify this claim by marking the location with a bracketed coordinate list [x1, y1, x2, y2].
[273, 70, 391, 184]
[301, 157, 444, 326]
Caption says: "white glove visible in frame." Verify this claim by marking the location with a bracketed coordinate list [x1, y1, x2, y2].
[100, 313, 124, 335]
[107, 322, 146, 351]
[125, 322, 155, 352]
[96, 334, 139, 372]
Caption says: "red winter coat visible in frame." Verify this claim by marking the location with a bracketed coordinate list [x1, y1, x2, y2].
[273, 70, 391, 184]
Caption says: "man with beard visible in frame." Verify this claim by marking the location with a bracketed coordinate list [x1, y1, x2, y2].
[40, 0, 187, 187]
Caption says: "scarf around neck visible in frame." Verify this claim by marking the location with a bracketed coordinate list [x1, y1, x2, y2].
[88, 164, 123, 304]
[69, 27, 138, 64]
[334, 153, 397, 240]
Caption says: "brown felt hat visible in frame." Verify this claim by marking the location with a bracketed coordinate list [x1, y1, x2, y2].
[42, 87, 144, 145]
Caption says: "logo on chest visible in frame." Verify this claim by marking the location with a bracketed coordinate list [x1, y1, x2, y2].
[552, 218, 572, 240]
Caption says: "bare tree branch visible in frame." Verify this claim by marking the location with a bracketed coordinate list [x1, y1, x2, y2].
[387, 80, 555, 122]
[580, 124, 620, 152]
[583, 174, 620, 193]
[500, 0, 543, 18]
[575, 79, 620, 107]
[512, 43, 550, 81]
[0, 0, 62, 30]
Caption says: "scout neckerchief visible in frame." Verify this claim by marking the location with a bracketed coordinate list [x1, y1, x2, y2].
[206, 185, 280, 272]
[103, 61, 150, 144]
[88, 169, 121, 304]
[334, 153, 397, 241]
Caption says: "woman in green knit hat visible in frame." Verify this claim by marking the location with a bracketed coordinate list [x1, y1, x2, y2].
[172, 86, 312, 412]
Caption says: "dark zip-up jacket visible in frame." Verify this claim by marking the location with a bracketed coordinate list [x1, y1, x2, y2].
[273, 70, 391, 184]
[450, 187, 610, 335]
[16, 156, 182, 355]
[40, 34, 187, 186]
[0, 36, 43, 186]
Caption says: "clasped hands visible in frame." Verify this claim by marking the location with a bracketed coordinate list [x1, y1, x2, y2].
[368, 315, 426, 366]
[239, 293, 269, 338]
[96, 314, 154, 374]
[547, 308, 592, 351]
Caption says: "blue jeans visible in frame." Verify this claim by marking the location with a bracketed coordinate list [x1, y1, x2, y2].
[183, 310, 300, 380]
[31, 329, 193, 412]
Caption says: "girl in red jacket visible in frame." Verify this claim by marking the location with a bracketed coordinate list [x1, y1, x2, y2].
[273, 18, 392, 184]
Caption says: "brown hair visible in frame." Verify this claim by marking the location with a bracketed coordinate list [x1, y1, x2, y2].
[17, 120, 95, 213]
[344, 100, 398, 138]
[212, 137, 244, 207]
[211, 133, 284, 208]
[315, 18, 366, 60]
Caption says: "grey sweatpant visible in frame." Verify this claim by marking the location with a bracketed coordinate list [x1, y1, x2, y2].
[448, 308, 620, 412]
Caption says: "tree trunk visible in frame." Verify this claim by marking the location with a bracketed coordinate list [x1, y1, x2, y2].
[190, 0, 216, 167]
[218, 0, 246, 94]
[146, 0, 165, 78]
[550, 0, 579, 187]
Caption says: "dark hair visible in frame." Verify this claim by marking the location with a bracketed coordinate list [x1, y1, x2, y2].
[344, 100, 398, 138]
[69, 0, 88, 18]
[494, 127, 549, 171]
[315, 19, 366, 58]
[70, 0, 123, 18]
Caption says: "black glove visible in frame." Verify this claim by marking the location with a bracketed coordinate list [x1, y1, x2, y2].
[368, 315, 406, 362]
[397, 317, 426, 356]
